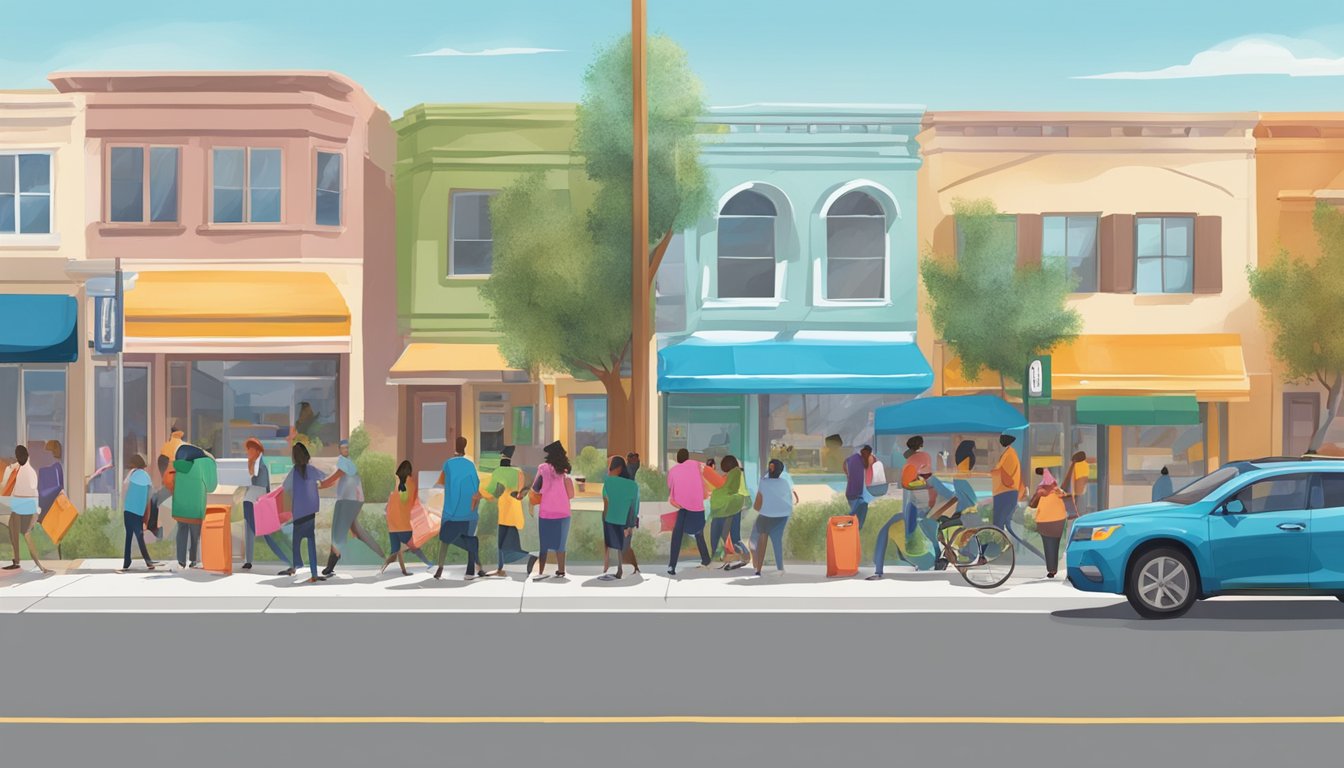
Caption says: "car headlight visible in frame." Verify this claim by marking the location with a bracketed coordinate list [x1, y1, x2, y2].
[1072, 524, 1122, 542]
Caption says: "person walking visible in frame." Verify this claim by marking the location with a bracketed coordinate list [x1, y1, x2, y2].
[380, 461, 434, 575]
[323, 438, 385, 577]
[482, 446, 535, 577]
[532, 441, 575, 581]
[36, 440, 65, 518]
[433, 436, 485, 581]
[2, 446, 52, 574]
[278, 442, 335, 583]
[116, 455, 156, 573]
[1151, 466, 1174, 502]
[843, 445, 874, 528]
[708, 454, 751, 570]
[751, 459, 797, 576]
[599, 455, 641, 581]
[992, 434, 1025, 530]
[1030, 468, 1069, 579]
[665, 448, 712, 576]
[241, 438, 291, 572]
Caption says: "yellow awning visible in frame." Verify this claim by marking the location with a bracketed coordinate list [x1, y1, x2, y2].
[943, 334, 1250, 402]
[389, 343, 516, 380]
[126, 271, 350, 339]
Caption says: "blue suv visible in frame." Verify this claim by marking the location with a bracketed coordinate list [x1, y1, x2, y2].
[1067, 457, 1344, 618]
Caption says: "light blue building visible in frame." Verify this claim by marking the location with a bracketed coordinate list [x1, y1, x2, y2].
[656, 104, 933, 481]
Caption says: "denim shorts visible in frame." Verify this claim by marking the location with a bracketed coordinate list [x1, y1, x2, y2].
[388, 530, 414, 553]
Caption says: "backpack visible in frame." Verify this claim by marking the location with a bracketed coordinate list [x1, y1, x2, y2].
[900, 461, 927, 490]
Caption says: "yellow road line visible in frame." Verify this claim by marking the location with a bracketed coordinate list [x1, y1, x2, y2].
[0, 716, 1338, 726]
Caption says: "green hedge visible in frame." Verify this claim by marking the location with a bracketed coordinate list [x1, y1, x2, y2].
[356, 451, 397, 506]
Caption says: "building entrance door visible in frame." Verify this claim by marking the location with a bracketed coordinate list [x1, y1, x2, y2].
[409, 388, 459, 486]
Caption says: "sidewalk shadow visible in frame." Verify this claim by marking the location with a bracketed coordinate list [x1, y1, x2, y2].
[580, 573, 647, 588]
[1053, 599, 1344, 629]
[727, 572, 831, 586]
[385, 578, 487, 591]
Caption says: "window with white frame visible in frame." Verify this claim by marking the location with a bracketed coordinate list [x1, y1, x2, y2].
[825, 190, 886, 300]
[449, 191, 497, 276]
[1042, 214, 1098, 293]
[212, 148, 282, 223]
[109, 146, 179, 223]
[717, 189, 777, 299]
[1135, 215, 1194, 294]
[315, 151, 342, 226]
[0, 152, 52, 234]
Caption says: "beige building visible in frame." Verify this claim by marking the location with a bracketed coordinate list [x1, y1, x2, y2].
[918, 112, 1269, 506]
[0, 89, 92, 509]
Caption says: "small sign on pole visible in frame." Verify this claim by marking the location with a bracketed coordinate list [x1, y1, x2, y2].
[1027, 355, 1052, 400]
[93, 294, 122, 355]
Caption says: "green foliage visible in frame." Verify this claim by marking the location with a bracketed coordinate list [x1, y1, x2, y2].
[921, 199, 1082, 392]
[54, 506, 116, 560]
[635, 467, 668, 501]
[356, 451, 396, 506]
[574, 446, 608, 482]
[629, 528, 657, 563]
[784, 497, 849, 562]
[294, 434, 323, 456]
[347, 423, 372, 461]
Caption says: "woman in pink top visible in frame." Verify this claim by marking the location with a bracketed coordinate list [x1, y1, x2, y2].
[531, 441, 575, 581]
[665, 448, 711, 575]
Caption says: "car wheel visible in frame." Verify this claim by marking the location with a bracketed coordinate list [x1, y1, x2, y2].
[1125, 547, 1197, 619]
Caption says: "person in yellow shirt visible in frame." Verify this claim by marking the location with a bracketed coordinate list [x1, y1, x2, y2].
[158, 426, 185, 464]
[991, 433, 1023, 530]
[480, 446, 536, 577]
[1030, 467, 1069, 578]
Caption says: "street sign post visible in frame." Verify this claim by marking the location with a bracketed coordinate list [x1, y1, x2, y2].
[1022, 354, 1052, 483]
[87, 263, 135, 515]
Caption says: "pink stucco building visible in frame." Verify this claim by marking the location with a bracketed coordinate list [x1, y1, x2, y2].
[50, 72, 397, 472]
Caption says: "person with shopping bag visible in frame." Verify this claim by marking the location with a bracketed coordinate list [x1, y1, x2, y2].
[380, 461, 434, 575]
[241, 438, 291, 573]
[708, 454, 751, 571]
[481, 446, 535, 577]
[2, 445, 51, 574]
[278, 442, 338, 583]
[1030, 467, 1069, 579]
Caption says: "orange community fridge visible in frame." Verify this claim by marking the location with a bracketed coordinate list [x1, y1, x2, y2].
[201, 504, 233, 574]
[826, 515, 861, 577]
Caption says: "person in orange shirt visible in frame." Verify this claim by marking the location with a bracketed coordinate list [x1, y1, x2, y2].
[991, 433, 1023, 531]
[1030, 467, 1069, 578]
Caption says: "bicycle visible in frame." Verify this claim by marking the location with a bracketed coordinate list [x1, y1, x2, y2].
[930, 502, 1015, 589]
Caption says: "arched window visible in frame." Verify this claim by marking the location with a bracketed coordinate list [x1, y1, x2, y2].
[825, 190, 886, 300]
[717, 189, 777, 299]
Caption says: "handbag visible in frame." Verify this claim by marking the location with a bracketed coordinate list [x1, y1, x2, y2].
[252, 487, 285, 537]
[409, 499, 440, 549]
[41, 492, 80, 546]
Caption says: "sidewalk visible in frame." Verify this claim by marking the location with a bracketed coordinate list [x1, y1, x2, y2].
[0, 558, 1136, 614]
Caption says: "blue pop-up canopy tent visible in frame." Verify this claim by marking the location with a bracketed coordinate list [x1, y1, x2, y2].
[874, 395, 1027, 436]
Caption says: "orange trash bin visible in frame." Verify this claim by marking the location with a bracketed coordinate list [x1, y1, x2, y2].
[826, 515, 861, 578]
[201, 504, 233, 575]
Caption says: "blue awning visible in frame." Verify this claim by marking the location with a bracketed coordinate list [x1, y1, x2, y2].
[874, 395, 1027, 435]
[657, 337, 934, 395]
[0, 295, 79, 364]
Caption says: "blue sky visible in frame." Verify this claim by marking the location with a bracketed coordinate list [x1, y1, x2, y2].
[4, 0, 1344, 116]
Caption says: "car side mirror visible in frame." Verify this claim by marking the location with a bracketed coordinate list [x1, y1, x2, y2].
[1224, 499, 1245, 515]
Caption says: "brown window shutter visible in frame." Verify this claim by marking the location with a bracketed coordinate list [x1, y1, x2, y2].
[1098, 213, 1135, 293]
[1016, 214, 1042, 268]
[1193, 215, 1223, 294]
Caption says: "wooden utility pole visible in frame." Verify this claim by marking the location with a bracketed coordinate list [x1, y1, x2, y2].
[631, 0, 651, 464]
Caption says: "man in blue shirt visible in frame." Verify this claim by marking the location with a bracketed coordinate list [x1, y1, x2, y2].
[433, 435, 484, 580]
[117, 455, 156, 573]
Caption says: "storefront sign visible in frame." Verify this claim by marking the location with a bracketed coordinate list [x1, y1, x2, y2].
[1027, 355, 1051, 400]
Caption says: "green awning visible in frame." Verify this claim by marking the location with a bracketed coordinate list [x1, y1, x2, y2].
[1075, 395, 1200, 426]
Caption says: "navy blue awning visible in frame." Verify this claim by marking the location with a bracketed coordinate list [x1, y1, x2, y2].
[0, 295, 78, 364]
[874, 395, 1027, 435]
[658, 336, 934, 395]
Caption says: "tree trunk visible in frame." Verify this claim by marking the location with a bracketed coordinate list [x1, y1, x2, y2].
[1309, 375, 1344, 453]
[600, 371, 635, 460]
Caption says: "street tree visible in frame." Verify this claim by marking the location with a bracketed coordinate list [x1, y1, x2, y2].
[921, 198, 1082, 399]
[482, 34, 710, 453]
[1249, 201, 1344, 452]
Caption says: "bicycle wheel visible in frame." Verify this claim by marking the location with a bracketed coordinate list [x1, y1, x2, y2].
[956, 526, 1014, 589]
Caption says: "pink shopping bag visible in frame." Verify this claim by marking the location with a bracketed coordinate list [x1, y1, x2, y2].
[252, 487, 285, 536]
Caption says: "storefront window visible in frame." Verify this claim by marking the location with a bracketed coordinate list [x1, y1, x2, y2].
[665, 394, 744, 465]
[23, 369, 65, 451]
[0, 367, 17, 455]
[93, 364, 151, 492]
[572, 396, 608, 454]
[183, 358, 339, 458]
[478, 391, 508, 463]
[765, 394, 907, 475]
[1121, 423, 1206, 485]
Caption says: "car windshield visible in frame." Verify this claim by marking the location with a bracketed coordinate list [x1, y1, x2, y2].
[1163, 464, 1246, 505]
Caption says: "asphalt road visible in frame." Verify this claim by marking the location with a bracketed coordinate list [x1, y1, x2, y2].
[3, 604, 1344, 766]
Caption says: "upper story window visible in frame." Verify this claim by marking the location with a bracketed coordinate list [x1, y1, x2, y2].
[109, 146, 179, 223]
[0, 152, 51, 234]
[825, 190, 886, 300]
[717, 189, 777, 299]
[1042, 214, 1098, 293]
[1135, 215, 1194, 294]
[212, 148, 282, 224]
[315, 151, 342, 227]
[449, 190, 497, 276]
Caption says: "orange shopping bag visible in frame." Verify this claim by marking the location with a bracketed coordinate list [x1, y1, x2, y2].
[825, 515, 861, 578]
[409, 500, 440, 549]
[41, 492, 80, 546]
[201, 505, 233, 574]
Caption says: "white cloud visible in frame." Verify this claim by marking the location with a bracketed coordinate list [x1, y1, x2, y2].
[1076, 35, 1344, 80]
[411, 47, 563, 58]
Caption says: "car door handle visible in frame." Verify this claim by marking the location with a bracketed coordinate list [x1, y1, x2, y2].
[1278, 523, 1306, 531]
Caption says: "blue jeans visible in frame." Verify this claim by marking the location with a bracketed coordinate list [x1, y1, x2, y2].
[847, 497, 869, 529]
[752, 515, 786, 571]
[122, 510, 151, 569]
[709, 513, 746, 558]
[872, 510, 913, 576]
[992, 491, 1018, 529]
[242, 501, 291, 566]
[292, 516, 318, 578]
[668, 509, 710, 571]
[175, 521, 200, 566]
